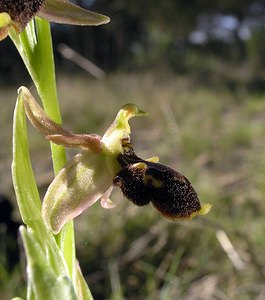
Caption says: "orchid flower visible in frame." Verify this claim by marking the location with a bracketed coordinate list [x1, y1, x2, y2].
[20, 86, 211, 234]
[0, 0, 110, 41]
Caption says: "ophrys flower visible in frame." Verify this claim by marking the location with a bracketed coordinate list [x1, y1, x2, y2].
[0, 0, 109, 40]
[19, 86, 211, 234]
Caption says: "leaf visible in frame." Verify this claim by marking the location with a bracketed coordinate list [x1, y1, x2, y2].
[20, 226, 77, 300]
[12, 87, 42, 227]
[76, 262, 93, 300]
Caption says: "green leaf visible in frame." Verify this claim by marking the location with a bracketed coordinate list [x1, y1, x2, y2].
[76, 263, 93, 300]
[12, 87, 42, 227]
[20, 226, 77, 300]
[55, 222, 76, 283]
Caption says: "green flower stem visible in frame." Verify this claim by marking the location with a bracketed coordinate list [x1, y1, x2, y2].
[32, 17, 67, 174]
[10, 19, 76, 283]
[10, 18, 66, 173]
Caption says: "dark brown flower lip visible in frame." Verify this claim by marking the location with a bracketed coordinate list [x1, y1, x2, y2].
[114, 138, 212, 220]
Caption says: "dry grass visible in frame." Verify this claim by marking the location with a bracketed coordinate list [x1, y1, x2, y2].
[1, 72, 265, 299]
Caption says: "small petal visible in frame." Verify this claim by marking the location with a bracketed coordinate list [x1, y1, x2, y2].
[47, 133, 102, 154]
[37, 0, 110, 26]
[100, 186, 115, 209]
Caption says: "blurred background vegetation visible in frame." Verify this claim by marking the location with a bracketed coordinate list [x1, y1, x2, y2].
[1, 0, 265, 299]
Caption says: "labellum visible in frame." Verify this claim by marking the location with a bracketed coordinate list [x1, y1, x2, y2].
[114, 139, 212, 220]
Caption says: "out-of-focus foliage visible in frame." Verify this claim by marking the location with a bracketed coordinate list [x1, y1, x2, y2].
[1, 0, 265, 87]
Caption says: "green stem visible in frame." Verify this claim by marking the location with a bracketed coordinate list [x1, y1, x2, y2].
[28, 17, 67, 174]
[32, 19, 77, 282]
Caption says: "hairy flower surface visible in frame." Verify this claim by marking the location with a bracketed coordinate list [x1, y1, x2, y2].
[114, 140, 212, 220]
[0, 0, 109, 40]
[20, 86, 211, 234]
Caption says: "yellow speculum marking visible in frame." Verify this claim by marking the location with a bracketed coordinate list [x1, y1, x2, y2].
[132, 162, 147, 170]
[144, 175, 164, 188]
